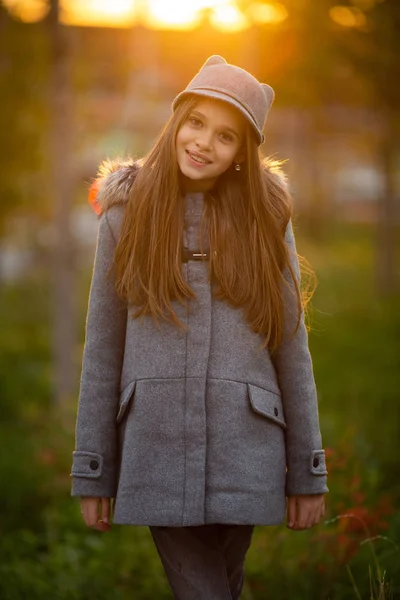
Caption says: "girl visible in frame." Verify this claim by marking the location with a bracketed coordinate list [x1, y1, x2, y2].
[72, 55, 328, 600]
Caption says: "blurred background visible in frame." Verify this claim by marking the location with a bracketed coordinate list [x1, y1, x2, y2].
[0, 1, 399, 598]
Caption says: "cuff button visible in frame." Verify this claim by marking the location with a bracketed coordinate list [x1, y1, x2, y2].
[313, 457, 320, 468]
[274, 407, 279, 417]
[90, 460, 99, 470]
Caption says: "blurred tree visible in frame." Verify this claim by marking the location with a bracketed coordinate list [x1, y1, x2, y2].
[0, 5, 47, 237]
[46, 0, 77, 404]
[235, 0, 344, 238]
[305, 0, 400, 292]
[239, 0, 399, 292]
[345, 0, 400, 293]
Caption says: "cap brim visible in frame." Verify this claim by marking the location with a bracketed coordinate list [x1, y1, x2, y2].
[172, 90, 263, 144]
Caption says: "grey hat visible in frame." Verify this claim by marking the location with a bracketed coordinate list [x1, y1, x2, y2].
[172, 55, 275, 145]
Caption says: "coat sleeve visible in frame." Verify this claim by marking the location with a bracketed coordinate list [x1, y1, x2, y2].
[71, 210, 127, 498]
[272, 219, 328, 496]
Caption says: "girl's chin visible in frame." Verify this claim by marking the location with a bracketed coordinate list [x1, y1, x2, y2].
[178, 170, 217, 193]
[179, 162, 209, 180]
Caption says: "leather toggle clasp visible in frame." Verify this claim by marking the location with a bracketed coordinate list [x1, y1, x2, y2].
[182, 249, 209, 262]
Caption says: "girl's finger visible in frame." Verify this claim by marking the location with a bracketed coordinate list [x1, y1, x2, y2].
[80, 500, 94, 527]
[101, 497, 111, 526]
[295, 503, 309, 530]
[298, 515, 312, 530]
[307, 509, 319, 528]
[87, 499, 100, 528]
[287, 496, 297, 528]
[93, 519, 111, 532]
[92, 499, 111, 532]
[80, 498, 110, 532]
[319, 500, 326, 523]
[312, 501, 325, 526]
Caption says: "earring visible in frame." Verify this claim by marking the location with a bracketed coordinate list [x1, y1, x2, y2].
[234, 163, 241, 171]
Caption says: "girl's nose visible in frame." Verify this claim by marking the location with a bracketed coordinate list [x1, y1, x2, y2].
[195, 132, 213, 150]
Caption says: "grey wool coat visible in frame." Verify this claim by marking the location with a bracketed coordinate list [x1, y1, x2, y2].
[71, 160, 328, 527]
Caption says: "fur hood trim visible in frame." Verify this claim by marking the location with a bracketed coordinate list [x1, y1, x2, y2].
[88, 157, 288, 216]
[88, 158, 141, 215]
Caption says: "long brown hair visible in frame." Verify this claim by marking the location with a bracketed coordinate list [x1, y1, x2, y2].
[114, 96, 316, 353]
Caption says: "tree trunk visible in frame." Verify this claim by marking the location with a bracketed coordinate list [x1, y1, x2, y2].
[47, 0, 77, 404]
[376, 114, 399, 294]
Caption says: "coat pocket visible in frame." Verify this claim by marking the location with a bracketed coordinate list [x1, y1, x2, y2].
[116, 381, 136, 425]
[247, 383, 287, 430]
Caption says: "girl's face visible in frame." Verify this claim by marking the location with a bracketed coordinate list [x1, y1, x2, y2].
[176, 97, 246, 193]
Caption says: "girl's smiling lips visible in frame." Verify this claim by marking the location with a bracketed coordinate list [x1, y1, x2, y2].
[185, 149, 213, 167]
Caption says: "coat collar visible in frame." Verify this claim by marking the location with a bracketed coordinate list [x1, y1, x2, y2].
[88, 157, 288, 216]
[88, 158, 141, 215]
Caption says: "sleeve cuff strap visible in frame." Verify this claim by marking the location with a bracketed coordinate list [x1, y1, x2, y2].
[310, 450, 328, 476]
[71, 451, 103, 479]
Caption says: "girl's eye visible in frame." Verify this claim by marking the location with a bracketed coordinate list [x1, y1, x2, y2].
[189, 117, 202, 127]
[220, 132, 234, 143]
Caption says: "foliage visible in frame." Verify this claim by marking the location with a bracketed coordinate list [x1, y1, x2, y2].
[245, 436, 399, 599]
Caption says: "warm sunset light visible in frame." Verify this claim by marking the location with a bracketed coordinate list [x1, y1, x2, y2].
[210, 4, 250, 32]
[143, 0, 250, 31]
[63, 0, 136, 27]
[3, 0, 49, 23]
[329, 5, 368, 29]
[2, 0, 137, 26]
[143, 0, 201, 30]
[246, 2, 288, 25]
[2, 0, 289, 30]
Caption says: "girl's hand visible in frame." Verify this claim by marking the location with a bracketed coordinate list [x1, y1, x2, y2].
[287, 494, 325, 530]
[80, 496, 112, 532]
